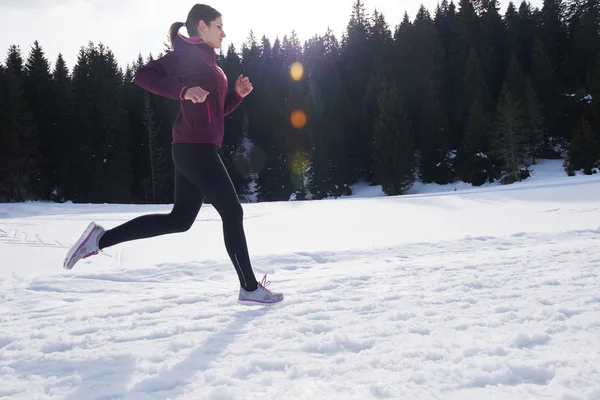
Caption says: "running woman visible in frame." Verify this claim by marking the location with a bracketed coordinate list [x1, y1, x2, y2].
[63, 4, 283, 305]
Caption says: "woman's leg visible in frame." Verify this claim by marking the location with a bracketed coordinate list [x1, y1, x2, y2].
[173, 143, 259, 292]
[99, 159, 204, 250]
[63, 153, 204, 270]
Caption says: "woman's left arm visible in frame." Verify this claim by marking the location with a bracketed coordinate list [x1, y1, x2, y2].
[224, 74, 252, 115]
[224, 91, 244, 116]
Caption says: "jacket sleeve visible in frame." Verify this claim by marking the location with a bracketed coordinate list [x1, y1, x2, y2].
[224, 91, 244, 116]
[134, 50, 189, 100]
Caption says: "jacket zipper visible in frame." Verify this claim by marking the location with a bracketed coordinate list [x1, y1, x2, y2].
[206, 102, 212, 124]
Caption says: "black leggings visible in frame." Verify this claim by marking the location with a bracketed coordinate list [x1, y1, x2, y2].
[99, 143, 258, 291]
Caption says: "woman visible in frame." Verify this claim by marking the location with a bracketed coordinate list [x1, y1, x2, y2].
[63, 4, 283, 305]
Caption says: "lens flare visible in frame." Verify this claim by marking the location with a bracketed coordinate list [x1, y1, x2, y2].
[234, 144, 266, 174]
[290, 152, 308, 190]
[290, 110, 307, 129]
[290, 62, 304, 81]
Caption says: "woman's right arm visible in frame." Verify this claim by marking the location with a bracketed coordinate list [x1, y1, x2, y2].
[134, 50, 189, 101]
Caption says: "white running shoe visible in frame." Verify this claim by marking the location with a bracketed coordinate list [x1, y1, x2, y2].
[63, 222, 105, 270]
[238, 274, 284, 305]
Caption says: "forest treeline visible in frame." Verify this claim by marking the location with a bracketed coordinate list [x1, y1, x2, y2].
[0, 0, 599, 203]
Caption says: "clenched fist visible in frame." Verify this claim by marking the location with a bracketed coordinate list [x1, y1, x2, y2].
[234, 75, 253, 97]
[184, 86, 209, 103]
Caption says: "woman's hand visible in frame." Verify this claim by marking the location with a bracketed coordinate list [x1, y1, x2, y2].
[234, 75, 253, 97]
[184, 86, 209, 103]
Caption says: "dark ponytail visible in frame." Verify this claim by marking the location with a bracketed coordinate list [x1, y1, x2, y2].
[169, 22, 185, 50]
[169, 4, 222, 49]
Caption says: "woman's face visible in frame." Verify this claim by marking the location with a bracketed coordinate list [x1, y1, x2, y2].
[199, 16, 226, 49]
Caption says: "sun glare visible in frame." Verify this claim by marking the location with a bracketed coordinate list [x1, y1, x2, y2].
[290, 110, 307, 129]
[290, 62, 304, 81]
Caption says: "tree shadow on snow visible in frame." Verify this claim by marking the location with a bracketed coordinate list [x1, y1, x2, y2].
[8, 353, 136, 400]
[63, 355, 137, 400]
[122, 306, 272, 399]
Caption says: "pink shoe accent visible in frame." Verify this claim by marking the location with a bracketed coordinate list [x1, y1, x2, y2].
[66, 228, 96, 265]
[258, 274, 272, 294]
[82, 250, 98, 259]
[63, 223, 103, 270]
[237, 273, 283, 305]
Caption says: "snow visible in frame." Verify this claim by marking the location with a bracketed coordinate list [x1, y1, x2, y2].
[1, 159, 600, 399]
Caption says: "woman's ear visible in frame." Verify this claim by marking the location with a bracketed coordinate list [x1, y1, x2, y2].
[198, 20, 207, 33]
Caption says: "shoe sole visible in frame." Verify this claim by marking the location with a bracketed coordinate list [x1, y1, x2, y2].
[63, 222, 97, 270]
[238, 298, 284, 305]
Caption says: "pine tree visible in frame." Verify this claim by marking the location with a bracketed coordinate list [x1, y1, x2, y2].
[141, 91, 168, 203]
[506, 52, 527, 100]
[69, 43, 132, 203]
[306, 85, 340, 199]
[305, 30, 352, 199]
[531, 37, 562, 147]
[242, 35, 295, 202]
[516, 0, 536, 72]
[368, 10, 394, 79]
[5, 45, 24, 80]
[282, 31, 303, 67]
[584, 55, 600, 131]
[0, 65, 9, 200]
[340, 0, 373, 180]
[392, 13, 415, 123]
[407, 6, 449, 184]
[505, 2, 520, 57]
[220, 44, 252, 201]
[23, 41, 54, 198]
[564, 0, 600, 88]
[282, 31, 311, 200]
[507, 0, 538, 74]
[461, 48, 491, 127]
[456, 47, 495, 184]
[522, 77, 545, 164]
[456, 0, 483, 138]
[241, 35, 293, 202]
[539, 0, 567, 79]
[372, 80, 416, 195]
[435, 0, 461, 149]
[0, 51, 41, 201]
[363, 72, 387, 155]
[457, 99, 493, 185]
[491, 83, 529, 183]
[144, 53, 178, 202]
[66, 46, 93, 200]
[457, 0, 480, 59]
[361, 10, 394, 183]
[255, 151, 294, 202]
[479, 0, 508, 100]
[566, 115, 599, 174]
[504, 54, 544, 166]
[123, 54, 159, 204]
[49, 54, 74, 201]
[417, 79, 451, 184]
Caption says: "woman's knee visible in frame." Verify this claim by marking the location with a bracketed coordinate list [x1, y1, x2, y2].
[232, 202, 244, 221]
[176, 218, 195, 232]
[169, 212, 196, 233]
[222, 201, 243, 223]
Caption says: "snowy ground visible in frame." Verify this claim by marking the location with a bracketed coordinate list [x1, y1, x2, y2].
[1, 159, 600, 400]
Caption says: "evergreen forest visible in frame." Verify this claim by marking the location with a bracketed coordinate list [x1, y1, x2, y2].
[1, 0, 599, 203]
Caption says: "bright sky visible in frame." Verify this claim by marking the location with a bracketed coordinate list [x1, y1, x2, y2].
[1, 0, 543, 70]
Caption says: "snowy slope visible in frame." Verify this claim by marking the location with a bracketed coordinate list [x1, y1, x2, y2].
[1, 159, 599, 400]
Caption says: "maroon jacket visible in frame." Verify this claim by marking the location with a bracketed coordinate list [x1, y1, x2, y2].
[134, 33, 244, 147]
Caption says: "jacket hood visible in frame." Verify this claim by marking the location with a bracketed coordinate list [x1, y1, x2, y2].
[174, 33, 216, 63]
[174, 33, 214, 51]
